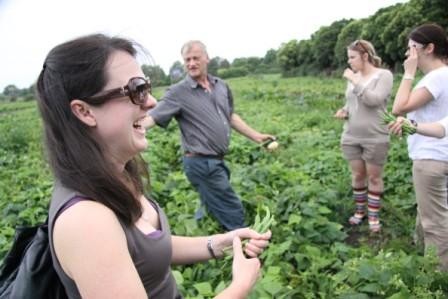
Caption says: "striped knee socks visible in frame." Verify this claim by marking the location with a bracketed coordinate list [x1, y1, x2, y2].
[349, 187, 367, 225]
[367, 190, 382, 232]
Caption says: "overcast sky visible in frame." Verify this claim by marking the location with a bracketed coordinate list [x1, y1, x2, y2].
[0, 0, 407, 91]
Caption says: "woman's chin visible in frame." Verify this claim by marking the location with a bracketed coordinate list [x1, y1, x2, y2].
[137, 141, 149, 152]
[131, 139, 148, 155]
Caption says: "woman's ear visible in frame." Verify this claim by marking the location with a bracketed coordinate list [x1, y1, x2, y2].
[70, 99, 97, 127]
[424, 43, 435, 55]
[362, 52, 369, 62]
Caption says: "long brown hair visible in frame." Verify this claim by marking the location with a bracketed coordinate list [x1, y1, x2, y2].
[36, 34, 150, 225]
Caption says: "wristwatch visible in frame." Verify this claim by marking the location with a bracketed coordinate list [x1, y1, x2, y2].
[409, 119, 418, 127]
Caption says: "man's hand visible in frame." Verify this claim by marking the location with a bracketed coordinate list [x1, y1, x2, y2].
[254, 134, 276, 144]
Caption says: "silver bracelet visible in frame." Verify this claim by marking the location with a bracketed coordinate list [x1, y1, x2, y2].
[207, 236, 217, 259]
[403, 73, 414, 80]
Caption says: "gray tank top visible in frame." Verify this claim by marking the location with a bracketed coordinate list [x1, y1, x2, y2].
[48, 182, 182, 298]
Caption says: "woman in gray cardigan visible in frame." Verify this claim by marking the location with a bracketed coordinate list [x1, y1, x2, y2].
[334, 39, 393, 233]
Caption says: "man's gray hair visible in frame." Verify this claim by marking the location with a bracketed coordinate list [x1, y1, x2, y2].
[181, 40, 208, 57]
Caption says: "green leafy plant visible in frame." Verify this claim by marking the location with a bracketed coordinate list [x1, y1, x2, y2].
[381, 111, 417, 137]
[3, 75, 448, 298]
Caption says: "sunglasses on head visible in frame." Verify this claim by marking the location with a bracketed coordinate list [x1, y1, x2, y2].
[82, 76, 151, 105]
[354, 40, 369, 54]
[407, 42, 425, 51]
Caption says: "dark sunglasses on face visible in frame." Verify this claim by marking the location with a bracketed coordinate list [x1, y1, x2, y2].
[82, 77, 151, 105]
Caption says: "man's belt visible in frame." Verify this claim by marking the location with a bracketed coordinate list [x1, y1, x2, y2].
[185, 152, 224, 159]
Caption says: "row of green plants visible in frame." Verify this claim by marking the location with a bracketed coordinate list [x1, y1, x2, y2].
[1, 74, 447, 298]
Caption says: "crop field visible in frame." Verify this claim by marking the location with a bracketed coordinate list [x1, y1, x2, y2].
[1, 74, 447, 298]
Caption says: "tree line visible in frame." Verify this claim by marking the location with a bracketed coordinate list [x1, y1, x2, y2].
[138, 0, 448, 82]
[141, 49, 280, 87]
[2, 0, 447, 102]
[277, 0, 447, 76]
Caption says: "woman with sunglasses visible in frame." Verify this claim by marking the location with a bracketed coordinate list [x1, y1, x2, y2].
[36, 33, 270, 298]
[334, 40, 393, 233]
[391, 23, 448, 270]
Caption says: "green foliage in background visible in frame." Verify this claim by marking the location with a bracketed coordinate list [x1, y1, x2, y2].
[278, 0, 448, 76]
[1, 75, 448, 298]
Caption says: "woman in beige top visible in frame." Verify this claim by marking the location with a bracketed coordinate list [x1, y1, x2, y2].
[334, 40, 393, 233]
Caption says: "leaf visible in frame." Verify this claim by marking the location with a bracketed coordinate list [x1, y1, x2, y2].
[318, 206, 332, 214]
[172, 270, 184, 285]
[266, 266, 281, 275]
[193, 282, 214, 296]
[359, 283, 380, 293]
[358, 263, 375, 280]
[338, 293, 370, 299]
[288, 214, 302, 225]
[214, 280, 227, 294]
[259, 280, 284, 296]
[387, 290, 411, 299]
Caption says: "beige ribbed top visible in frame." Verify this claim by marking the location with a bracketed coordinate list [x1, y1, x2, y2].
[341, 69, 393, 143]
